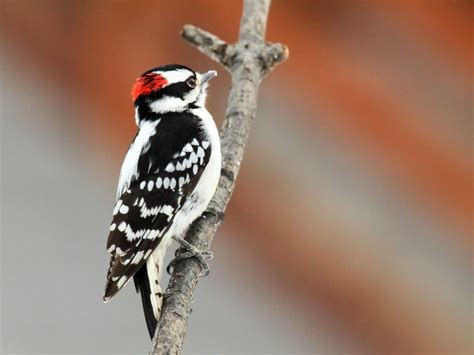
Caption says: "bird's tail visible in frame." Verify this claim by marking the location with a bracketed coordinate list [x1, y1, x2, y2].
[134, 253, 164, 339]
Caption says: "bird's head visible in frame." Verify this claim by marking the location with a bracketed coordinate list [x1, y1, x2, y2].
[131, 64, 217, 124]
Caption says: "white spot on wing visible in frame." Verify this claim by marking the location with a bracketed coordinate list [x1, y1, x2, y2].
[115, 247, 126, 256]
[144, 229, 160, 240]
[140, 181, 146, 190]
[189, 152, 198, 164]
[148, 180, 154, 191]
[124, 226, 148, 241]
[160, 205, 174, 217]
[109, 223, 116, 231]
[118, 222, 127, 232]
[196, 146, 205, 158]
[113, 200, 122, 215]
[170, 178, 176, 190]
[131, 250, 144, 264]
[140, 203, 162, 218]
[156, 177, 162, 189]
[117, 276, 128, 288]
[165, 162, 175, 172]
[202, 140, 210, 149]
[119, 205, 129, 214]
[183, 143, 193, 153]
[192, 164, 198, 175]
[163, 177, 170, 189]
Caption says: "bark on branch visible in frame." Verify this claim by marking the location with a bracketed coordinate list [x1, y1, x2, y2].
[151, 0, 288, 353]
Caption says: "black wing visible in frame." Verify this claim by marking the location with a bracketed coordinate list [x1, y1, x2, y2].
[103, 113, 212, 301]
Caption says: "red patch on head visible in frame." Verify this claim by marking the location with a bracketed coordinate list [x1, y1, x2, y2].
[131, 73, 168, 101]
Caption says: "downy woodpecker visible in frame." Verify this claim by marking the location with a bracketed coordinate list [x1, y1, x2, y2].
[103, 64, 221, 338]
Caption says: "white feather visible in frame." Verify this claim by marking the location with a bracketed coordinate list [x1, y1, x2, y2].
[154, 69, 192, 85]
[146, 244, 167, 320]
[149, 96, 188, 114]
[116, 120, 159, 199]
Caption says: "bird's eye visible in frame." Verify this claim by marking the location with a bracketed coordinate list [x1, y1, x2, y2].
[186, 77, 196, 88]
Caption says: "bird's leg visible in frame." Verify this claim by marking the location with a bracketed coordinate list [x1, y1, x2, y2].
[167, 236, 214, 277]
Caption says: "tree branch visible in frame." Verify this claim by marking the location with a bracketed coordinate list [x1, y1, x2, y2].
[180, 25, 233, 69]
[151, 0, 288, 353]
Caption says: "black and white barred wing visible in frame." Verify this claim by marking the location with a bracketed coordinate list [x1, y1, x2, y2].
[103, 138, 211, 301]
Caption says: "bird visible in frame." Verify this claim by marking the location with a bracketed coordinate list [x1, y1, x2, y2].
[103, 64, 221, 339]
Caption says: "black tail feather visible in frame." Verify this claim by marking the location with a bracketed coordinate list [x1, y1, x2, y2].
[134, 264, 158, 339]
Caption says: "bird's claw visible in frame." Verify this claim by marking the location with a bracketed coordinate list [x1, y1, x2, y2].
[167, 236, 213, 277]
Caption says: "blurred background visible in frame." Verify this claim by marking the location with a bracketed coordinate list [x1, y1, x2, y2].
[0, 0, 472, 354]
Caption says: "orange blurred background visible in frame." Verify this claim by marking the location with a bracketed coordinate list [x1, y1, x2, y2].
[1, 0, 472, 354]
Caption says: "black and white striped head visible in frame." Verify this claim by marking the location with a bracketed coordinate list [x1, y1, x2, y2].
[131, 64, 217, 124]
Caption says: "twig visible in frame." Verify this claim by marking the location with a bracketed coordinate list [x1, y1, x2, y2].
[151, 0, 288, 353]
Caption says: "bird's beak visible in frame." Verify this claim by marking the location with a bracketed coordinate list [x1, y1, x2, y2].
[200, 70, 218, 85]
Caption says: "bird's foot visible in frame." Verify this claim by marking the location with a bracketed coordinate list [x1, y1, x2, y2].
[167, 236, 213, 277]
